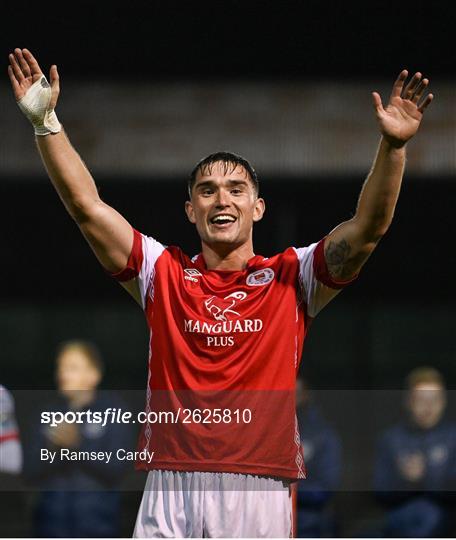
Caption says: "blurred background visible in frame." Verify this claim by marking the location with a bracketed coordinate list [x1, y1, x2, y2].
[1, 0, 455, 537]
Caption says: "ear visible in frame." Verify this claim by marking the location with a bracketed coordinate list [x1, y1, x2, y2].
[185, 200, 196, 224]
[253, 197, 265, 223]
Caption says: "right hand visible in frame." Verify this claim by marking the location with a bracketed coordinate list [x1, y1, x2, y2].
[47, 422, 81, 449]
[397, 452, 426, 482]
[7, 48, 60, 108]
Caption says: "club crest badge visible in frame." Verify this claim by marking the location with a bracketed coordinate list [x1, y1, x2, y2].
[246, 268, 274, 286]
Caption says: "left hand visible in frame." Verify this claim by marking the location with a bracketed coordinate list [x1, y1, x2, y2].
[47, 422, 81, 448]
[372, 70, 433, 148]
[397, 452, 426, 482]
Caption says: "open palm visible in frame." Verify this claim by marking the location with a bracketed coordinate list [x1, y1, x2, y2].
[8, 48, 60, 109]
[372, 70, 433, 148]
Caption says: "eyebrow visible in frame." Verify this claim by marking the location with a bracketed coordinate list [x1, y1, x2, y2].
[194, 179, 249, 190]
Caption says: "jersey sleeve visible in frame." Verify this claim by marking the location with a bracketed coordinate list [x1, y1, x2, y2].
[294, 237, 357, 317]
[109, 228, 165, 308]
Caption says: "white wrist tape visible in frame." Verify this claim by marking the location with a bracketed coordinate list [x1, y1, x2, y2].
[17, 75, 61, 136]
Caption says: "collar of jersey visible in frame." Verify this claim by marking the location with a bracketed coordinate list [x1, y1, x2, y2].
[193, 252, 264, 273]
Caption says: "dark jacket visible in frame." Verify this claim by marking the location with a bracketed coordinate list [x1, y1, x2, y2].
[24, 391, 134, 537]
[373, 418, 456, 506]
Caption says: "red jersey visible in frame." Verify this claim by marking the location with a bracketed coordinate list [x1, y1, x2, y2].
[111, 228, 355, 480]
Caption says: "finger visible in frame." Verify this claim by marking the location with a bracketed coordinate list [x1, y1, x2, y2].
[411, 78, 429, 104]
[390, 69, 408, 99]
[7, 65, 25, 101]
[14, 48, 31, 78]
[371, 91, 384, 113]
[49, 65, 60, 109]
[9, 52, 25, 81]
[7, 65, 21, 93]
[22, 48, 43, 75]
[417, 93, 434, 113]
[49, 64, 59, 89]
[402, 72, 422, 100]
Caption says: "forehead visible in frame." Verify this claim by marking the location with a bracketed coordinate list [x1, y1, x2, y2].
[412, 382, 443, 392]
[57, 349, 89, 365]
[410, 383, 445, 399]
[194, 161, 250, 183]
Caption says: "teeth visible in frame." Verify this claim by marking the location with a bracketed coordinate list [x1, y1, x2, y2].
[212, 215, 235, 223]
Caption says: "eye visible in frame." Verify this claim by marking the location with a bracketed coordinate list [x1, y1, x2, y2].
[201, 188, 213, 196]
[231, 188, 242, 195]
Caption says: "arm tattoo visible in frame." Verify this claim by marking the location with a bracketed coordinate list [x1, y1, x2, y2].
[324, 239, 353, 279]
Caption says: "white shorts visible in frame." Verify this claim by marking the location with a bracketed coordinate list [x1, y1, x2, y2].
[133, 470, 292, 538]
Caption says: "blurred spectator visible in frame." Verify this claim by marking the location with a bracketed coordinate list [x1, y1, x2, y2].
[296, 377, 342, 537]
[373, 367, 456, 537]
[0, 384, 22, 474]
[0, 384, 26, 536]
[24, 341, 134, 537]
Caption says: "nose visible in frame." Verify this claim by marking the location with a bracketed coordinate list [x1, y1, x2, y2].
[215, 188, 231, 207]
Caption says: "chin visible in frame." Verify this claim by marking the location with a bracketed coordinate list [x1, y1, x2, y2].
[205, 231, 239, 244]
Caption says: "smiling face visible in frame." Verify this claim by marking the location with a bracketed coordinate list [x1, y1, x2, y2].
[185, 161, 265, 251]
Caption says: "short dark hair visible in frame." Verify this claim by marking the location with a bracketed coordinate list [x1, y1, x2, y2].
[188, 151, 259, 197]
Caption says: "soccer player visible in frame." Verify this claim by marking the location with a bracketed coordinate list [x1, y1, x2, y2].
[8, 47, 433, 537]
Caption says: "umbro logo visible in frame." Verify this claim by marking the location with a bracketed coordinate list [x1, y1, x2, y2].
[184, 268, 202, 283]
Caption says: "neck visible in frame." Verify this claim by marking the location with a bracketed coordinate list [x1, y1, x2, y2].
[65, 389, 96, 410]
[201, 240, 255, 271]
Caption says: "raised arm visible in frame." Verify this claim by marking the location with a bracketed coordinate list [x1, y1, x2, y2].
[323, 70, 433, 281]
[8, 49, 136, 289]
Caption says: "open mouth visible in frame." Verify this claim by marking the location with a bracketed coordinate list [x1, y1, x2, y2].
[209, 214, 237, 228]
